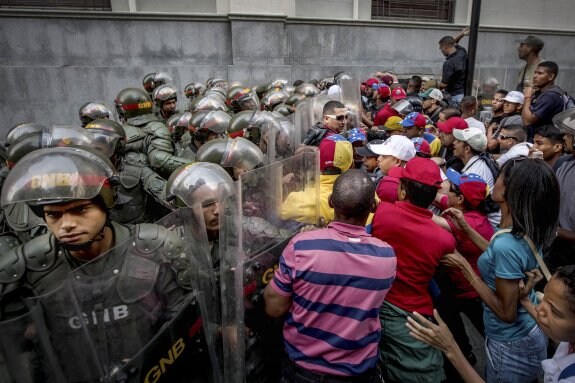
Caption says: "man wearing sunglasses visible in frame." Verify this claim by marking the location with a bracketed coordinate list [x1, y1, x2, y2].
[302, 100, 348, 146]
[495, 124, 531, 166]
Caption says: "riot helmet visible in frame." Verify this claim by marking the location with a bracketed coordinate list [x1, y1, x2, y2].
[84, 119, 127, 162]
[196, 137, 264, 179]
[267, 79, 288, 91]
[207, 78, 227, 90]
[166, 112, 193, 142]
[205, 87, 227, 103]
[2, 146, 117, 209]
[5, 122, 46, 148]
[228, 110, 256, 140]
[406, 97, 423, 114]
[285, 93, 306, 106]
[273, 103, 293, 117]
[166, 162, 234, 235]
[184, 82, 205, 99]
[152, 84, 178, 105]
[191, 96, 228, 113]
[295, 83, 320, 97]
[392, 99, 415, 116]
[261, 90, 289, 111]
[114, 88, 153, 120]
[6, 125, 100, 168]
[553, 108, 575, 135]
[143, 72, 172, 94]
[78, 102, 113, 127]
[189, 110, 229, 145]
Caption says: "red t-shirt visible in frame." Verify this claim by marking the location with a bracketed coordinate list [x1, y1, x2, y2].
[445, 210, 494, 299]
[373, 103, 399, 127]
[372, 201, 456, 316]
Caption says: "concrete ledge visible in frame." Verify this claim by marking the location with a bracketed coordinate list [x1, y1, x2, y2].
[0, 8, 228, 22]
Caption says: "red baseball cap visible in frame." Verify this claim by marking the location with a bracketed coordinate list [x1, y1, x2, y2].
[392, 157, 442, 188]
[411, 137, 432, 156]
[391, 87, 407, 100]
[376, 84, 391, 99]
[381, 75, 394, 86]
[446, 168, 489, 207]
[437, 117, 468, 134]
[364, 78, 379, 87]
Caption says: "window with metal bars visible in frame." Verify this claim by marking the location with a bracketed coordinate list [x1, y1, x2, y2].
[0, 0, 111, 10]
[372, 0, 455, 22]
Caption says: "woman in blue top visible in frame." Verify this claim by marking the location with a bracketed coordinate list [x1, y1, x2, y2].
[439, 157, 560, 382]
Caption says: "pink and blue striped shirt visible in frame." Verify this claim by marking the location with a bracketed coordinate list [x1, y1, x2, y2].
[269, 221, 396, 377]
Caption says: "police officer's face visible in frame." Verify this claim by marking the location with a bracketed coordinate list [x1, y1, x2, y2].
[43, 200, 107, 245]
[162, 99, 177, 115]
[192, 186, 220, 233]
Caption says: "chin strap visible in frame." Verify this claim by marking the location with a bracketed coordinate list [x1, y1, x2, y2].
[59, 224, 108, 252]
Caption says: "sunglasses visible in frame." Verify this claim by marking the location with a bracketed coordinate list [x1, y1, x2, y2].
[499, 134, 518, 141]
[325, 114, 348, 121]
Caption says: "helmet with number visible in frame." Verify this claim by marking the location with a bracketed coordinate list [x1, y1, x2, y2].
[196, 137, 263, 177]
[143, 72, 172, 94]
[84, 119, 127, 160]
[5, 122, 46, 149]
[6, 125, 101, 168]
[1, 146, 117, 210]
[295, 83, 320, 97]
[273, 103, 293, 117]
[166, 162, 233, 209]
[114, 88, 153, 120]
[189, 110, 229, 145]
[191, 95, 228, 113]
[152, 84, 178, 107]
[78, 102, 113, 127]
[184, 82, 205, 99]
[261, 90, 289, 111]
[166, 112, 193, 142]
[285, 93, 306, 106]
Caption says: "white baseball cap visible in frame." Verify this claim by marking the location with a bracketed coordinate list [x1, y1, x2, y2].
[453, 127, 488, 152]
[502, 91, 525, 105]
[369, 135, 416, 161]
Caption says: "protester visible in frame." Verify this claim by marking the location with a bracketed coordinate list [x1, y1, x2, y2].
[516, 35, 545, 91]
[372, 157, 455, 383]
[532, 124, 565, 168]
[440, 158, 560, 382]
[407, 265, 575, 383]
[438, 27, 469, 105]
[495, 124, 531, 166]
[265, 169, 396, 383]
[460, 96, 486, 133]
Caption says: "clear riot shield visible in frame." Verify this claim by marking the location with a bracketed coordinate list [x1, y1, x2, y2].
[293, 97, 314, 145]
[40, 207, 219, 383]
[219, 150, 320, 383]
[339, 78, 363, 130]
[472, 66, 513, 112]
[1, 296, 99, 383]
[261, 115, 296, 164]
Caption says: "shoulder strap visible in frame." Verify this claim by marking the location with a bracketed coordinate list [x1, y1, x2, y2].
[559, 362, 575, 380]
[490, 229, 551, 281]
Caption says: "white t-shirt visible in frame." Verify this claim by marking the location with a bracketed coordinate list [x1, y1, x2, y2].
[542, 342, 575, 382]
[497, 142, 532, 166]
[465, 117, 486, 134]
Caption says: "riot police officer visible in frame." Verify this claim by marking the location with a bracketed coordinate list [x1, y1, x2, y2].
[152, 84, 179, 123]
[0, 146, 211, 382]
[78, 102, 113, 127]
[114, 87, 191, 178]
[142, 72, 172, 98]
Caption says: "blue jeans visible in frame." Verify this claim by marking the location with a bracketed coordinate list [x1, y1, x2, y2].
[485, 325, 547, 383]
[451, 93, 464, 106]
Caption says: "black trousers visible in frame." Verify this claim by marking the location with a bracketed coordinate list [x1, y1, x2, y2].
[436, 293, 485, 383]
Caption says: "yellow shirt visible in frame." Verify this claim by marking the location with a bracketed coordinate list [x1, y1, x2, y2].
[280, 174, 339, 224]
